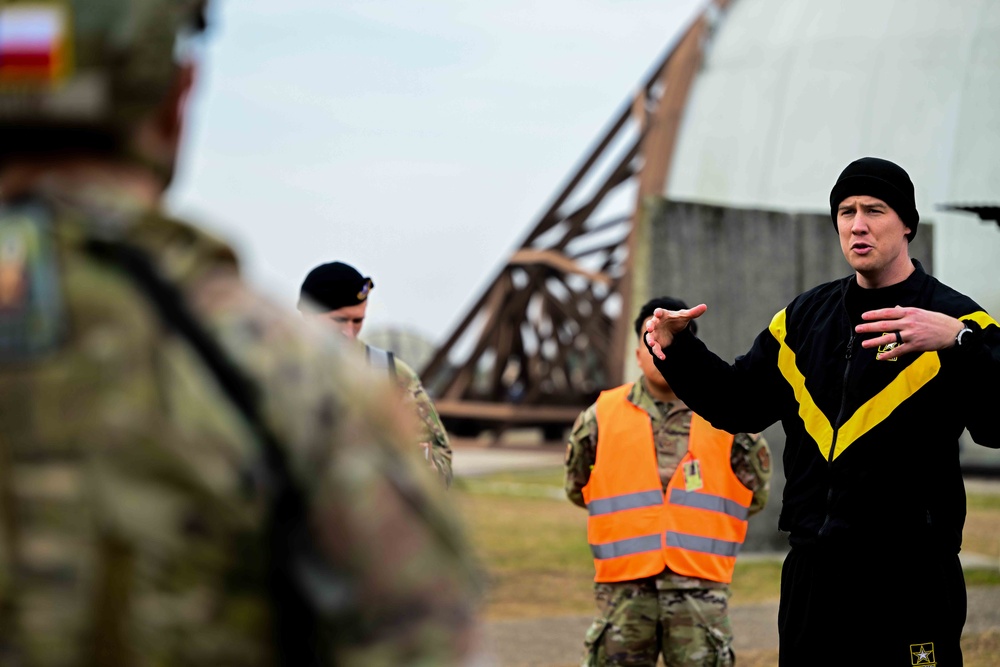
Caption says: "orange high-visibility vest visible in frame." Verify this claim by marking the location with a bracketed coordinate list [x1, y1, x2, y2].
[582, 384, 753, 584]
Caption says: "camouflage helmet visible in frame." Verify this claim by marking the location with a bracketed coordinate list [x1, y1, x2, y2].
[0, 0, 208, 172]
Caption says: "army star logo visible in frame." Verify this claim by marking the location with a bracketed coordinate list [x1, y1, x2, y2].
[877, 341, 900, 361]
[910, 642, 935, 665]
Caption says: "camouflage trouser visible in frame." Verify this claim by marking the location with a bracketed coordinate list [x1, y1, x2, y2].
[581, 579, 734, 667]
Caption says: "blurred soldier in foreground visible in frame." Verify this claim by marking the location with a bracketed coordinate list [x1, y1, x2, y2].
[566, 298, 771, 666]
[0, 1, 478, 665]
[299, 261, 453, 486]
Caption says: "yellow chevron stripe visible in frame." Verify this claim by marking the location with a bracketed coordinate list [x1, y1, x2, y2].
[833, 352, 940, 459]
[770, 310, 834, 458]
[768, 308, 940, 461]
[961, 311, 999, 330]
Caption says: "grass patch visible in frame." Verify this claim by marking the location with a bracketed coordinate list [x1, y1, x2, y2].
[731, 560, 783, 604]
[454, 490, 594, 619]
[453, 467, 567, 500]
[456, 469, 997, 623]
[965, 570, 1000, 587]
[964, 630, 1000, 667]
[455, 467, 782, 619]
[967, 492, 1000, 511]
[454, 467, 567, 490]
[964, 493, 1000, 564]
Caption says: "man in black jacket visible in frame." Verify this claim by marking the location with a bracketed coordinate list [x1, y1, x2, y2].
[644, 157, 1000, 666]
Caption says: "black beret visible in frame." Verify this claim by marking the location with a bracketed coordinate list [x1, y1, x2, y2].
[298, 261, 374, 312]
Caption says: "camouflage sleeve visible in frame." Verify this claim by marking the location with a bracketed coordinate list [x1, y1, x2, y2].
[730, 432, 772, 516]
[194, 275, 479, 665]
[394, 358, 453, 488]
[565, 403, 599, 509]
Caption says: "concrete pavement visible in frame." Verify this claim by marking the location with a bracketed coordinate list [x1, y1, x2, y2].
[452, 440, 566, 477]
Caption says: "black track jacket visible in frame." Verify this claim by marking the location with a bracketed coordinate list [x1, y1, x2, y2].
[653, 261, 1000, 551]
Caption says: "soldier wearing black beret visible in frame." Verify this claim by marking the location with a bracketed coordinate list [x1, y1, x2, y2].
[299, 261, 454, 486]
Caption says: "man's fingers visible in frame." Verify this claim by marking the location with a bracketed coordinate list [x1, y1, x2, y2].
[645, 332, 665, 360]
[860, 332, 902, 349]
[860, 306, 905, 321]
[685, 304, 708, 319]
[855, 319, 906, 335]
[646, 304, 709, 330]
[876, 343, 906, 361]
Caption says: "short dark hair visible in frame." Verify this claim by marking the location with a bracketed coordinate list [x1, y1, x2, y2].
[633, 296, 697, 338]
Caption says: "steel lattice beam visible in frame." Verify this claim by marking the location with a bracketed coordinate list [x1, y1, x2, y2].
[421, 1, 734, 438]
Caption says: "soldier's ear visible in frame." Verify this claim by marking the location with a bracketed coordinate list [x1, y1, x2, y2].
[132, 64, 197, 181]
[159, 63, 197, 153]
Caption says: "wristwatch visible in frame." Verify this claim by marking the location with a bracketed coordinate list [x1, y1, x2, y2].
[955, 322, 981, 348]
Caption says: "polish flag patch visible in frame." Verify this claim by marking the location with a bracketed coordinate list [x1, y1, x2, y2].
[0, 5, 70, 85]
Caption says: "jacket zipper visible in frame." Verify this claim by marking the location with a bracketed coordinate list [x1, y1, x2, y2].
[818, 329, 855, 537]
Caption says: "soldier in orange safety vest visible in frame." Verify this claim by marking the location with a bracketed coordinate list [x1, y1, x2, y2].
[565, 296, 772, 667]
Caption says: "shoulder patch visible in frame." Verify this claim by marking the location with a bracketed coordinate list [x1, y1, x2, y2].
[755, 446, 771, 473]
[0, 202, 65, 360]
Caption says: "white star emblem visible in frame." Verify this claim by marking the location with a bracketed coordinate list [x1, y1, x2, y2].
[911, 644, 934, 664]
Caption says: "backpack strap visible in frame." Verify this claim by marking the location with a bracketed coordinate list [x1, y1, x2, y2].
[85, 238, 335, 667]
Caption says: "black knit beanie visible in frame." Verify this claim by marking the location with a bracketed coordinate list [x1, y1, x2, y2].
[298, 261, 374, 312]
[829, 157, 919, 241]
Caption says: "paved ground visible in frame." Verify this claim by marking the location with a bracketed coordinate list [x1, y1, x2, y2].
[451, 439, 567, 477]
[454, 442, 1000, 666]
[482, 586, 1000, 666]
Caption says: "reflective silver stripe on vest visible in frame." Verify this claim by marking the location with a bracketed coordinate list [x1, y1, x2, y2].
[668, 489, 749, 521]
[587, 490, 663, 516]
[665, 531, 741, 557]
[590, 534, 662, 560]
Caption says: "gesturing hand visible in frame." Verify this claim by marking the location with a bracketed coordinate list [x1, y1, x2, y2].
[644, 304, 708, 360]
[855, 306, 964, 361]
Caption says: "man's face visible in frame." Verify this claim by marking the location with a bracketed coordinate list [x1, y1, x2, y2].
[836, 195, 912, 285]
[313, 301, 367, 340]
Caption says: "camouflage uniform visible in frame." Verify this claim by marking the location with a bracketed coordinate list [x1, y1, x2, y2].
[393, 357, 454, 487]
[0, 188, 479, 665]
[0, 1, 478, 664]
[565, 378, 771, 667]
[362, 349, 453, 487]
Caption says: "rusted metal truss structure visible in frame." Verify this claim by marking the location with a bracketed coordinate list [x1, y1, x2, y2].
[421, 1, 732, 437]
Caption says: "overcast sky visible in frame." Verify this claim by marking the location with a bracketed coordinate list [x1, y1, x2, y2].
[169, 0, 706, 343]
